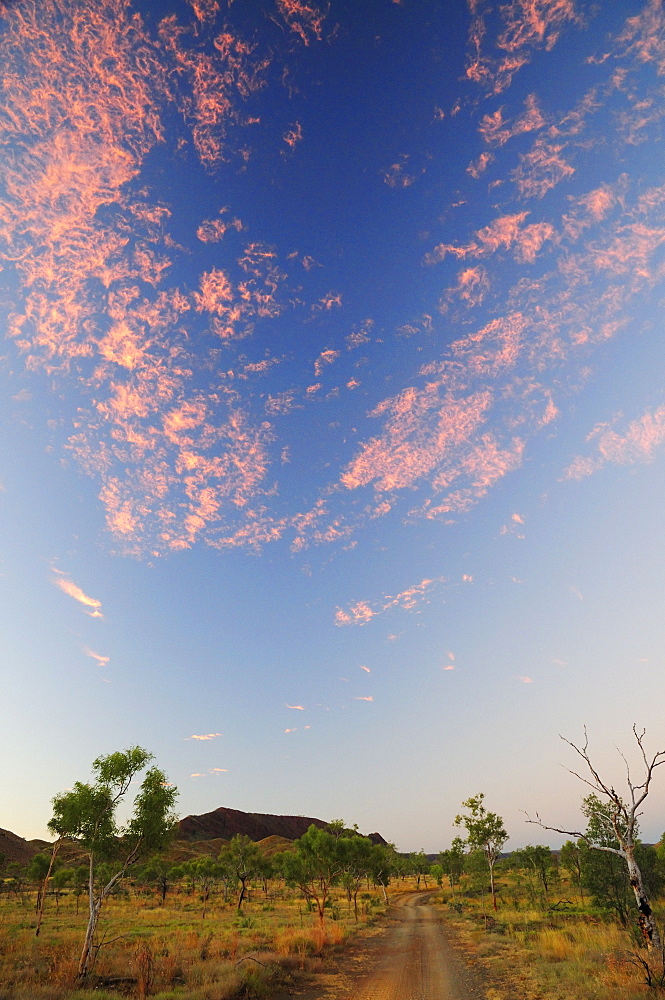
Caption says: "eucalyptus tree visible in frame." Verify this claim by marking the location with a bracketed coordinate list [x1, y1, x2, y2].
[438, 837, 466, 897]
[218, 833, 263, 911]
[49, 746, 178, 978]
[278, 824, 347, 925]
[454, 793, 507, 911]
[527, 726, 665, 952]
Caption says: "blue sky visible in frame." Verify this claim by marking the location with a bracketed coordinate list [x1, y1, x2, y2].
[2, 0, 665, 852]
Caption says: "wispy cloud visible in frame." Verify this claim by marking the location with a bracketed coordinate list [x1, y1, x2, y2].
[83, 648, 110, 668]
[335, 577, 442, 626]
[355, 695, 374, 701]
[286, 704, 305, 710]
[186, 732, 222, 741]
[563, 405, 665, 480]
[53, 575, 103, 617]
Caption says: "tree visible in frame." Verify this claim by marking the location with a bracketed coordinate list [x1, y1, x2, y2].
[527, 726, 665, 952]
[140, 855, 176, 905]
[510, 845, 555, 908]
[49, 746, 178, 978]
[438, 838, 466, 897]
[218, 834, 263, 912]
[278, 824, 347, 925]
[454, 793, 507, 911]
[559, 839, 585, 905]
[340, 834, 375, 921]
[172, 856, 221, 919]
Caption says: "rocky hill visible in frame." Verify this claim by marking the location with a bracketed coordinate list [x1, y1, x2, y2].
[178, 805, 386, 845]
[0, 828, 42, 865]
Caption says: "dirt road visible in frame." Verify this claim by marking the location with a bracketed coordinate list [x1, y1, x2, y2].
[286, 892, 488, 1000]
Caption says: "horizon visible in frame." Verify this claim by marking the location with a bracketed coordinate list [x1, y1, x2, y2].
[2, 0, 665, 856]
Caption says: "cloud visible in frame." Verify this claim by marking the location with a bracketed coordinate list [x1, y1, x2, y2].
[517, 676, 533, 684]
[425, 212, 556, 265]
[275, 0, 329, 46]
[286, 703, 305, 710]
[478, 94, 545, 146]
[186, 732, 222, 740]
[53, 575, 103, 617]
[355, 695, 374, 701]
[512, 140, 575, 199]
[384, 155, 417, 188]
[467, 152, 495, 178]
[465, 0, 580, 94]
[84, 648, 110, 668]
[209, 767, 229, 773]
[359, 665, 371, 673]
[335, 577, 442, 626]
[190, 773, 207, 778]
[615, 0, 665, 75]
[283, 122, 303, 149]
[563, 405, 665, 479]
[284, 727, 297, 733]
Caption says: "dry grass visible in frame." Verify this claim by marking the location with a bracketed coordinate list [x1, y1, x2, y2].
[0, 883, 383, 999]
[435, 877, 664, 1000]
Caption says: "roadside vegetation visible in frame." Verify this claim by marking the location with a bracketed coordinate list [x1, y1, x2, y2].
[3, 730, 665, 999]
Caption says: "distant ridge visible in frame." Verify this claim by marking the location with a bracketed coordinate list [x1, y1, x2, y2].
[178, 805, 387, 845]
[0, 828, 42, 865]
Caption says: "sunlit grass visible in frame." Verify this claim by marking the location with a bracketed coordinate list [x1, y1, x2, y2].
[436, 873, 663, 1000]
[0, 882, 383, 999]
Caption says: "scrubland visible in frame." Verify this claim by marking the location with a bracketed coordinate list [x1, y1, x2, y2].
[432, 874, 665, 1000]
[0, 881, 384, 1000]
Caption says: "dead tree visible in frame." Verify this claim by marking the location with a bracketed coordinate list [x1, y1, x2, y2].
[527, 726, 665, 952]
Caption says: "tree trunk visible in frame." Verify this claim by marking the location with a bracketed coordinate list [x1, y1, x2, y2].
[78, 856, 103, 979]
[625, 847, 662, 952]
[489, 862, 497, 911]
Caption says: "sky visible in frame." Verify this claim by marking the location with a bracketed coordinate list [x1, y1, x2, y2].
[1, 0, 665, 854]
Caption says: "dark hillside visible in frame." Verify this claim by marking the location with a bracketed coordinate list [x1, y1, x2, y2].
[178, 806, 387, 845]
[0, 828, 41, 865]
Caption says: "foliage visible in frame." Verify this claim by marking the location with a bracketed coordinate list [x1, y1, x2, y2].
[48, 746, 178, 977]
[455, 793, 507, 910]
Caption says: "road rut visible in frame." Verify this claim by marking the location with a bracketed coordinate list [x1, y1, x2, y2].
[344, 893, 486, 1000]
[284, 892, 488, 1000]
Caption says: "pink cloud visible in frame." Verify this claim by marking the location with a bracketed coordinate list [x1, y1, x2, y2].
[563, 405, 665, 479]
[83, 648, 110, 668]
[335, 577, 442, 627]
[53, 575, 103, 617]
[512, 140, 575, 199]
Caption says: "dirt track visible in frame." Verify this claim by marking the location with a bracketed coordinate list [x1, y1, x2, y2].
[287, 892, 489, 1000]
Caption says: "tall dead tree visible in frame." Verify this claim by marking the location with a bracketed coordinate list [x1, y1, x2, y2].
[527, 726, 665, 952]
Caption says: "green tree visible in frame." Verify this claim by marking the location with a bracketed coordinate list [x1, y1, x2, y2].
[340, 834, 375, 921]
[438, 838, 466, 897]
[140, 855, 176, 905]
[411, 850, 431, 889]
[218, 834, 263, 912]
[559, 839, 585, 905]
[172, 856, 221, 919]
[278, 824, 347, 925]
[49, 746, 178, 978]
[454, 793, 507, 911]
[510, 845, 555, 908]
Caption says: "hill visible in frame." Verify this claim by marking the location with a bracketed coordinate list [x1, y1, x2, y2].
[0, 828, 42, 865]
[178, 806, 387, 845]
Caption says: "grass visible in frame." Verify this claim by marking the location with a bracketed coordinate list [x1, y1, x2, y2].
[0, 882, 384, 999]
[434, 876, 664, 1000]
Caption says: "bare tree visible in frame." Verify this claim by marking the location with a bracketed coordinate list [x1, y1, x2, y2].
[527, 726, 665, 952]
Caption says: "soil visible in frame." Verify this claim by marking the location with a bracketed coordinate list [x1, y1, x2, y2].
[277, 892, 491, 1000]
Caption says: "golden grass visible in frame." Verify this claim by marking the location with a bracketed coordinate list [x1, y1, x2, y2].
[435, 875, 664, 1000]
[0, 883, 383, 999]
